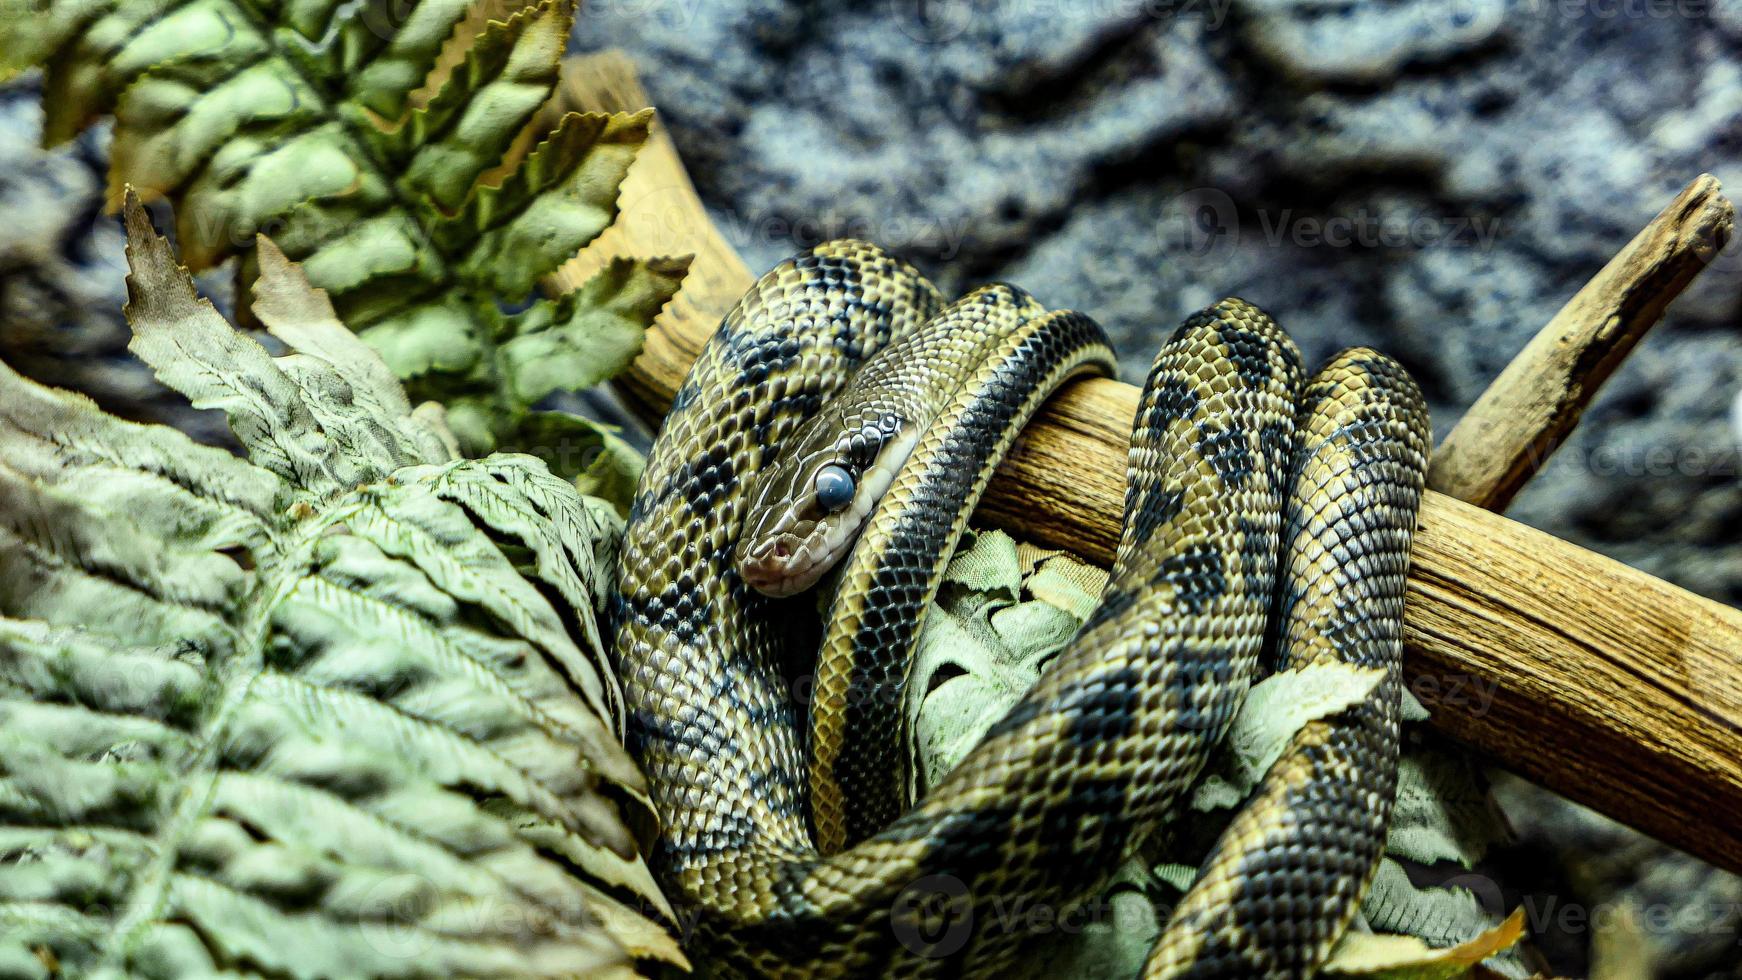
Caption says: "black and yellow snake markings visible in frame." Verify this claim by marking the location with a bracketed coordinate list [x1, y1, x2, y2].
[613, 241, 1430, 977]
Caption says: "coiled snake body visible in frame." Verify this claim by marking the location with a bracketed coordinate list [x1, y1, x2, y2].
[613, 241, 1430, 977]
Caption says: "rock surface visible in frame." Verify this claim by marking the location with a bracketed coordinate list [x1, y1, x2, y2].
[0, 85, 232, 444]
[3, 2, 1740, 975]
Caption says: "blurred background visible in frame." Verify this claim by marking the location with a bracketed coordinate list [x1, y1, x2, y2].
[4, 0, 1741, 975]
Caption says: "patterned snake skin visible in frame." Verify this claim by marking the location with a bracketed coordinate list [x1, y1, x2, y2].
[612, 241, 1431, 977]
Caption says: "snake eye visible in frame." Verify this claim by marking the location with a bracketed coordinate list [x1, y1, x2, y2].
[813, 464, 856, 513]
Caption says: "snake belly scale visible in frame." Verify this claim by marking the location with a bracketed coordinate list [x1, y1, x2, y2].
[612, 241, 1431, 977]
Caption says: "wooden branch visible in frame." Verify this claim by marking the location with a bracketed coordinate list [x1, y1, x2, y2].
[972, 380, 1742, 877]
[562, 51, 1742, 875]
[1430, 175, 1734, 510]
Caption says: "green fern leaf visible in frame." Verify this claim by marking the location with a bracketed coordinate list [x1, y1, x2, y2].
[2, 0, 690, 490]
[0, 193, 684, 977]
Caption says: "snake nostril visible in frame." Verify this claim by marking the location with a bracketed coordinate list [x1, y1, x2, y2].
[772, 540, 792, 560]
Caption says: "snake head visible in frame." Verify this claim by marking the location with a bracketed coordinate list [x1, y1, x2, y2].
[737, 406, 915, 598]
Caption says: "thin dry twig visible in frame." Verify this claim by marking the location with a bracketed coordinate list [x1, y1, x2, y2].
[1431, 174, 1734, 509]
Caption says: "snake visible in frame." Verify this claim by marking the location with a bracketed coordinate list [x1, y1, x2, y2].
[611, 240, 1431, 977]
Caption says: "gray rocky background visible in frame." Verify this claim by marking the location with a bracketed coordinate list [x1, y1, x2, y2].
[4, 0, 1742, 975]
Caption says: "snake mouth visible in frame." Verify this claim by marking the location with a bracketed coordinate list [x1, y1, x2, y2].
[739, 522, 861, 598]
[739, 533, 817, 597]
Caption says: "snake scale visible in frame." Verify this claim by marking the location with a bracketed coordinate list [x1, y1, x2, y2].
[612, 240, 1431, 977]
